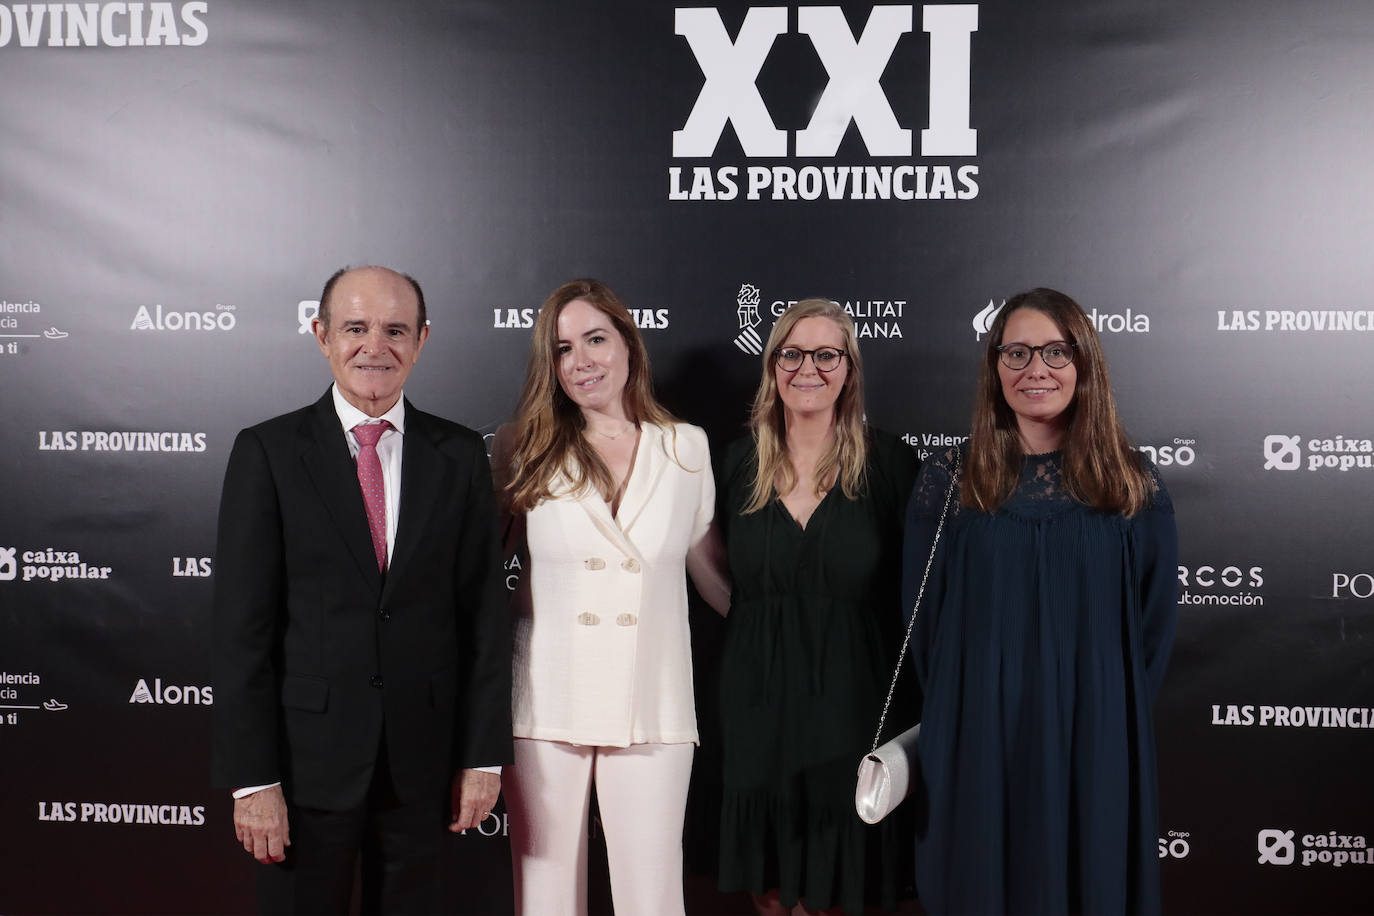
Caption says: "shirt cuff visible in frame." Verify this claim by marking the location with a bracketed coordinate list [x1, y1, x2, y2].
[472, 765, 501, 775]
[232, 782, 281, 799]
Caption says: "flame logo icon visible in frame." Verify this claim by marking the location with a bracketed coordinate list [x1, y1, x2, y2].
[973, 299, 1005, 339]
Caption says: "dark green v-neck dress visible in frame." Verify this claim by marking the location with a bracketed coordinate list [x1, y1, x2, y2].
[716, 430, 920, 915]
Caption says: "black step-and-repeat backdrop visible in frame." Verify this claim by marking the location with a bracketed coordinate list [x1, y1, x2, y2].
[2, 2, 1371, 913]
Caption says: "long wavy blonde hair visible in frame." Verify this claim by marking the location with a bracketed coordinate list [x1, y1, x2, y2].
[504, 279, 679, 512]
[963, 287, 1154, 516]
[742, 298, 868, 514]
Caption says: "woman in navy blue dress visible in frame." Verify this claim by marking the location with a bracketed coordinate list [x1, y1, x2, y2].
[904, 288, 1177, 914]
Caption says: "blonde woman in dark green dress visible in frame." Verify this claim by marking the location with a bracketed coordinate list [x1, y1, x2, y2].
[717, 299, 919, 915]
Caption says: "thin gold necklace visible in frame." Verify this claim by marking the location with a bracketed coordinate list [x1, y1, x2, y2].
[590, 423, 634, 440]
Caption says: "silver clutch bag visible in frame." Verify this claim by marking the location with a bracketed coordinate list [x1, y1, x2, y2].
[855, 723, 920, 825]
[854, 450, 958, 824]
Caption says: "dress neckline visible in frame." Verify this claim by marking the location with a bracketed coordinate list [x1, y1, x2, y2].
[774, 483, 836, 533]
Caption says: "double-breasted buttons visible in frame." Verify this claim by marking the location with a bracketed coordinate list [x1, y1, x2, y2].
[621, 558, 641, 573]
[584, 557, 605, 570]
[616, 613, 638, 627]
[577, 612, 600, 626]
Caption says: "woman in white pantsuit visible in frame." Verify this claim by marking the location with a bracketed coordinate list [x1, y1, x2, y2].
[493, 278, 729, 916]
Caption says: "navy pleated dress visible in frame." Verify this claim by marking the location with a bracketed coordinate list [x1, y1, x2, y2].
[903, 447, 1177, 915]
[717, 430, 920, 915]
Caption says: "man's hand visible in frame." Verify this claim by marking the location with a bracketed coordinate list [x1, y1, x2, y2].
[233, 785, 290, 863]
[448, 769, 501, 832]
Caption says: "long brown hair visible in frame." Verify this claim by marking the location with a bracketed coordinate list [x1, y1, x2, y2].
[963, 287, 1153, 516]
[743, 298, 868, 514]
[505, 279, 679, 511]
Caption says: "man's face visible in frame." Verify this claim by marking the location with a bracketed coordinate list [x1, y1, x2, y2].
[313, 268, 428, 417]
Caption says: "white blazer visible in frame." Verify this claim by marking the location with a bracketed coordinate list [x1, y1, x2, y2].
[511, 423, 714, 747]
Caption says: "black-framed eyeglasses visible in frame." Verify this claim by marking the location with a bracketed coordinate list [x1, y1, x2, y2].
[773, 346, 847, 373]
[996, 340, 1076, 370]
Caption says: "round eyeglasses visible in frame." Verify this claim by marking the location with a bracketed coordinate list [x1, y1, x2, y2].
[774, 346, 846, 373]
[996, 340, 1075, 370]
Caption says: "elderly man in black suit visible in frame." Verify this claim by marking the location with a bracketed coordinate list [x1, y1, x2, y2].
[211, 265, 511, 913]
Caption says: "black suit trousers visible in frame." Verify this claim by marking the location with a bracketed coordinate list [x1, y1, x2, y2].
[256, 736, 446, 916]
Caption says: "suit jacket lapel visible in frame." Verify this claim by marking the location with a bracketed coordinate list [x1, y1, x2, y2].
[570, 476, 624, 549]
[616, 423, 670, 539]
[298, 391, 383, 592]
[383, 401, 440, 601]
[574, 423, 668, 561]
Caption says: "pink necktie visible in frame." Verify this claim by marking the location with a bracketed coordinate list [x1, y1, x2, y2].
[352, 421, 392, 573]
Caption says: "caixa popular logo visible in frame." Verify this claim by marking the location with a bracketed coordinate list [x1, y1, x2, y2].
[1258, 829, 1297, 865]
[0, 547, 112, 583]
[1258, 829, 1372, 868]
[1264, 434, 1374, 472]
[298, 300, 319, 334]
[670, 5, 979, 202]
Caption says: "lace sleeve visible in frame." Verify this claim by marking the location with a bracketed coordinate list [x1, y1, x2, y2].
[900, 446, 963, 718]
[901, 446, 961, 626]
[907, 445, 964, 520]
[1139, 453, 1174, 515]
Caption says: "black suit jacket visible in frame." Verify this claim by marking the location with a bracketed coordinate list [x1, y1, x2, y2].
[211, 391, 512, 810]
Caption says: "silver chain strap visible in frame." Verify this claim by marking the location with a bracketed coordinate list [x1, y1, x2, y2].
[868, 449, 960, 754]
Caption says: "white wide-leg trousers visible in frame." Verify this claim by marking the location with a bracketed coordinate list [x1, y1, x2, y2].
[506, 737, 694, 916]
